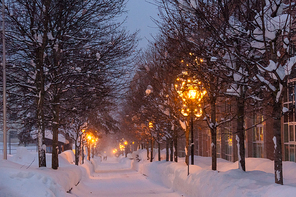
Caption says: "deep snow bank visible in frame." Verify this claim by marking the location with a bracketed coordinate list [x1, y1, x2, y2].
[0, 148, 81, 197]
[132, 149, 296, 197]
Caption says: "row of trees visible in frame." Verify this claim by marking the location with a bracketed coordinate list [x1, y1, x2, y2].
[1, 0, 137, 169]
[120, 0, 296, 185]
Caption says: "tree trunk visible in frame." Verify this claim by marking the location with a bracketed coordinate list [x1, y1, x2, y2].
[147, 141, 149, 160]
[36, 0, 50, 168]
[36, 45, 46, 168]
[185, 123, 189, 165]
[75, 138, 79, 165]
[190, 114, 194, 165]
[150, 138, 153, 162]
[170, 139, 173, 161]
[236, 96, 245, 171]
[87, 143, 91, 161]
[81, 142, 85, 164]
[174, 130, 178, 162]
[158, 142, 161, 161]
[52, 95, 60, 170]
[273, 101, 283, 185]
[210, 97, 217, 171]
[166, 139, 169, 161]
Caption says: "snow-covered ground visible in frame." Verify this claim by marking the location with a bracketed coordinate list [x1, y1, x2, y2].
[134, 149, 296, 197]
[71, 157, 183, 197]
[1, 147, 296, 197]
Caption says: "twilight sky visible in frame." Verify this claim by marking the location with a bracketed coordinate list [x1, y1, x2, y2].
[122, 0, 160, 50]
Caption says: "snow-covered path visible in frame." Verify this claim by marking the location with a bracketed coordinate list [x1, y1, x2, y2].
[71, 158, 183, 197]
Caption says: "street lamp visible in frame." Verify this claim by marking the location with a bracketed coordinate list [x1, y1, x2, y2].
[175, 70, 207, 174]
[81, 129, 86, 164]
[86, 134, 93, 160]
[149, 121, 153, 162]
[91, 138, 95, 158]
[124, 141, 128, 157]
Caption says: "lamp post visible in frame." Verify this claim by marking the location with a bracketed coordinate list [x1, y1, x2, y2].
[124, 140, 128, 157]
[81, 129, 85, 164]
[91, 138, 95, 158]
[86, 134, 92, 160]
[149, 122, 153, 162]
[175, 70, 206, 174]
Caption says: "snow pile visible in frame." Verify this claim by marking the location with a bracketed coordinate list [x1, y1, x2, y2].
[0, 147, 82, 197]
[80, 159, 95, 177]
[132, 149, 296, 197]
[3, 146, 296, 197]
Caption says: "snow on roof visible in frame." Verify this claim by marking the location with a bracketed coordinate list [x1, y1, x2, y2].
[31, 130, 67, 143]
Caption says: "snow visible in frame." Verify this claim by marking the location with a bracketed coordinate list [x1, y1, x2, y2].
[233, 73, 242, 82]
[210, 57, 217, 62]
[31, 130, 67, 143]
[2, 147, 296, 196]
[286, 56, 296, 76]
[179, 120, 186, 130]
[95, 53, 101, 61]
[145, 85, 153, 96]
[236, 135, 242, 170]
[273, 136, 277, 150]
[47, 32, 54, 40]
[256, 74, 276, 91]
[0, 148, 80, 197]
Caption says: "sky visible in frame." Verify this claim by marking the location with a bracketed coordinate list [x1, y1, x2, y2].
[122, 0, 160, 50]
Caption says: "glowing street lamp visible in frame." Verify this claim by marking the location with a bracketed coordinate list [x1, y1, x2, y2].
[80, 129, 86, 164]
[175, 69, 207, 175]
[113, 149, 118, 154]
[148, 121, 154, 162]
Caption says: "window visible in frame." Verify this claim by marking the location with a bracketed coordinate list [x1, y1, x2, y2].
[283, 82, 296, 162]
[291, 145, 295, 162]
[253, 143, 263, 158]
[217, 128, 221, 158]
[289, 44, 296, 56]
[224, 122, 233, 161]
[290, 125, 294, 141]
[252, 114, 264, 158]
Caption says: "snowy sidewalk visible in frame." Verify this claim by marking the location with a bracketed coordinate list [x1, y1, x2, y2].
[71, 158, 184, 197]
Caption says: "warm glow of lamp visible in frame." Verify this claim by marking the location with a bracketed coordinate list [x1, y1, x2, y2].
[124, 141, 128, 145]
[188, 89, 197, 99]
[149, 122, 153, 128]
[194, 108, 203, 117]
[87, 135, 92, 140]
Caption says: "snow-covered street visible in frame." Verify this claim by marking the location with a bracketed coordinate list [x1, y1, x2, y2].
[71, 158, 183, 197]
[3, 147, 296, 197]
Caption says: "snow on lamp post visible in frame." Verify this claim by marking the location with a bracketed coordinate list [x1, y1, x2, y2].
[175, 70, 206, 174]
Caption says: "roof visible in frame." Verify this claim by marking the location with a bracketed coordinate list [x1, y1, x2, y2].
[31, 130, 68, 143]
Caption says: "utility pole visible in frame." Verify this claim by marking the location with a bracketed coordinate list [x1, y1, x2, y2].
[2, 0, 7, 160]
